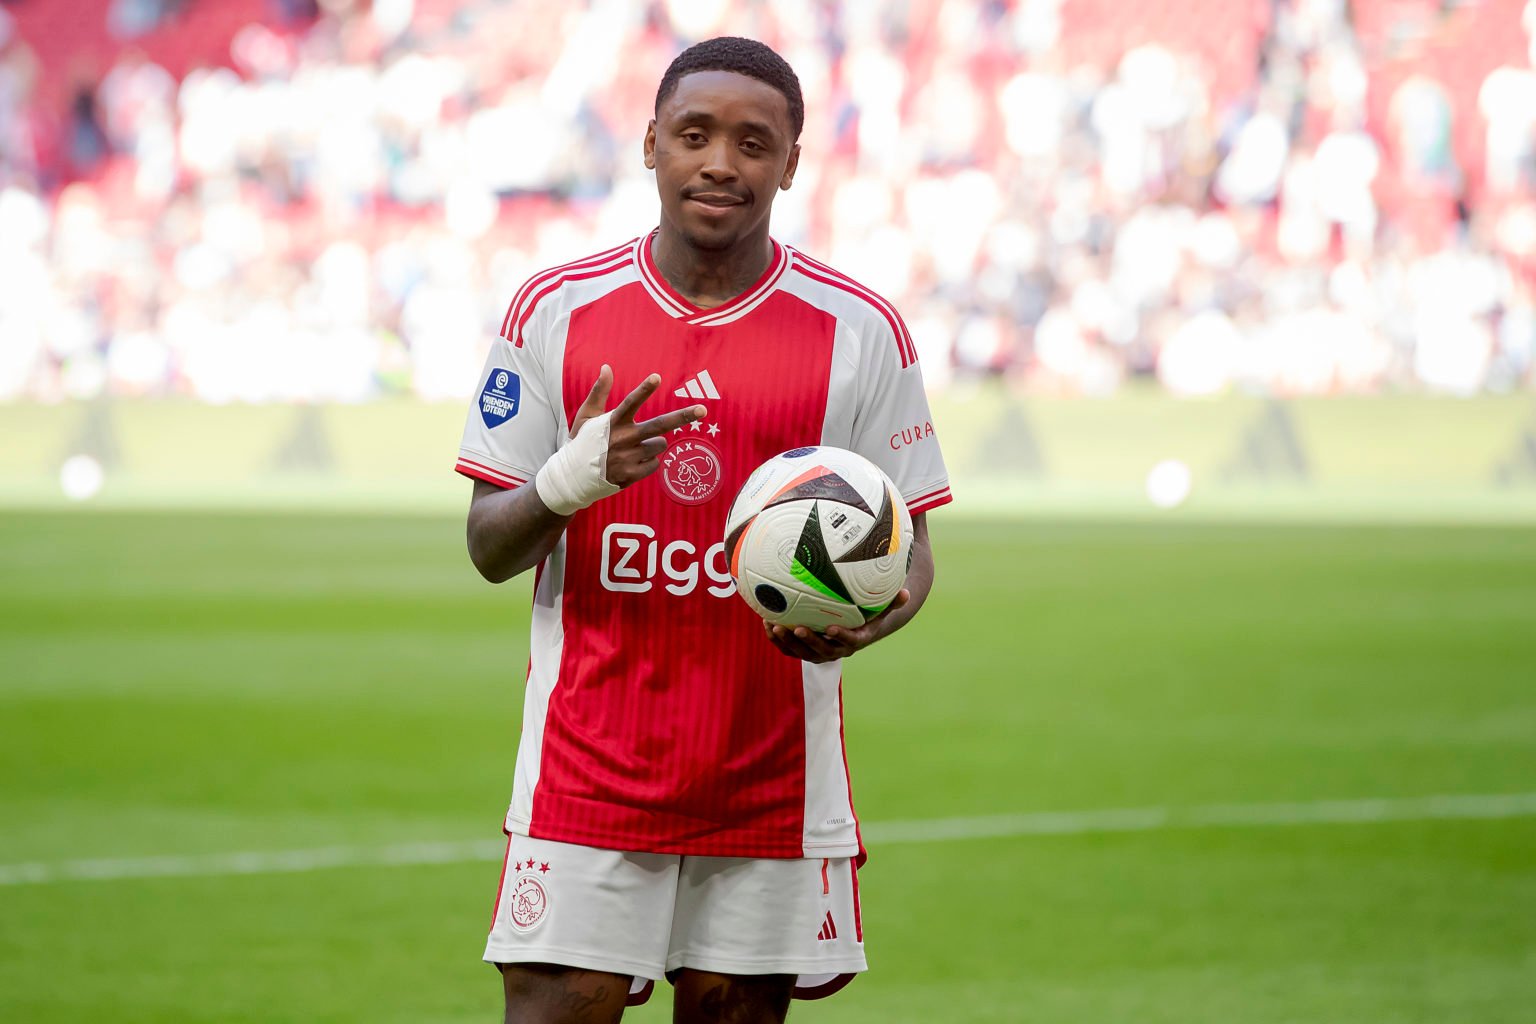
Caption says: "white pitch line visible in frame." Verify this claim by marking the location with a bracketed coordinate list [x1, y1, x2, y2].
[4, 792, 1535, 888]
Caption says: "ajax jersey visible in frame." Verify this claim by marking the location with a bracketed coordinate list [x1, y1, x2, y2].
[457, 233, 950, 860]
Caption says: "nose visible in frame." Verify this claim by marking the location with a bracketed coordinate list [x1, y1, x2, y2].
[699, 139, 738, 184]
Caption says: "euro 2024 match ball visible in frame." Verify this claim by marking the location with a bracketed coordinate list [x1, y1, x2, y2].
[724, 446, 914, 631]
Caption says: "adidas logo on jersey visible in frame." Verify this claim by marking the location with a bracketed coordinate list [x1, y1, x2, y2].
[816, 911, 838, 942]
[674, 369, 721, 401]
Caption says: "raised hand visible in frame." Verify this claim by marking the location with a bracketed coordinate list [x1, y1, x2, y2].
[573, 365, 706, 487]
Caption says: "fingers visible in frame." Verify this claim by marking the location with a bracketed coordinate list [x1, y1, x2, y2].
[793, 625, 855, 660]
[765, 622, 859, 663]
[592, 371, 705, 436]
[634, 404, 707, 439]
[575, 365, 613, 421]
[765, 622, 821, 661]
[610, 373, 662, 424]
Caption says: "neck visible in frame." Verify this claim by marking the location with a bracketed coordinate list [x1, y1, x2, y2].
[650, 226, 774, 309]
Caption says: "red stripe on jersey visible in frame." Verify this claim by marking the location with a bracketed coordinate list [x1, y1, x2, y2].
[500, 243, 635, 343]
[455, 458, 528, 489]
[524, 286, 843, 857]
[907, 486, 953, 515]
[789, 253, 916, 367]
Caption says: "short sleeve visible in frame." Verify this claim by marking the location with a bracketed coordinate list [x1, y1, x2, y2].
[849, 322, 952, 515]
[455, 333, 560, 490]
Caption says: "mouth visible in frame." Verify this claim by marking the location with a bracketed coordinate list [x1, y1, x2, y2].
[684, 192, 748, 211]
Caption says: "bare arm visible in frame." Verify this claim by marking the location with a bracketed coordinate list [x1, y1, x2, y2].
[466, 478, 570, 583]
[765, 511, 936, 664]
[465, 366, 705, 584]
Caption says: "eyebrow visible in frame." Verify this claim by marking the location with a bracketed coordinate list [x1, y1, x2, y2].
[674, 110, 779, 139]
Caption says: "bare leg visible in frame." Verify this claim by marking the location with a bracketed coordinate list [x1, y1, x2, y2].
[671, 970, 793, 1024]
[499, 962, 631, 1024]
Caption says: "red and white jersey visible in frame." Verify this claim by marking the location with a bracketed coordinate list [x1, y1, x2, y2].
[457, 232, 951, 860]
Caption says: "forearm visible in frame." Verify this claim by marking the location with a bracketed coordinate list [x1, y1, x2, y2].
[466, 479, 570, 583]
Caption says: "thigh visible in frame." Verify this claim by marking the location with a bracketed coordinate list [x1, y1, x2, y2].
[485, 835, 678, 998]
[670, 969, 792, 1024]
[499, 963, 631, 1024]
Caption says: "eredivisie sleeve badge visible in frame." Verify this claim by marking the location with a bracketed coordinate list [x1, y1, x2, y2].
[480, 369, 521, 428]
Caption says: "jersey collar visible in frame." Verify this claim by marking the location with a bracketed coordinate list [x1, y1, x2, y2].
[635, 230, 790, 327]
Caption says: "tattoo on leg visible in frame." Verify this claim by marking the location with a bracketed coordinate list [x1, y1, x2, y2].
[686, 976, 792, 1023]
[500, 964, 626, 1024]
[557, 981, 611, 1023]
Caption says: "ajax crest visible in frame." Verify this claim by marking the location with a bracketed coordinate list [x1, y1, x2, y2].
[480, 368, 520, 428]
[507, 861, 550, 931]
[661, 438, 723, 505]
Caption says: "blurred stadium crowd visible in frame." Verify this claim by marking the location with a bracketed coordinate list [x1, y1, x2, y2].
[0, 0, 1534, 404]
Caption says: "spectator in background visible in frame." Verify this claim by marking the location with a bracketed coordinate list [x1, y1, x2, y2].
[0, 0, 1530, 405]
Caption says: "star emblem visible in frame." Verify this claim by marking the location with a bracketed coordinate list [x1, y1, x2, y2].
[539, 862, 550, 873]
[688, 420, 702, 431]
[706, 422, 720, 436]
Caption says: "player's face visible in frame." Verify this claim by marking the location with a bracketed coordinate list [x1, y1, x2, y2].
[645, 70, 800, 254]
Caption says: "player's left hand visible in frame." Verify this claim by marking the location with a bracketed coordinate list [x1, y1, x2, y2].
[763, 589, 911, 664]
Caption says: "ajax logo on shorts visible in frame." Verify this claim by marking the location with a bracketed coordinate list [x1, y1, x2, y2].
[507, 857, 552, 931]
[480, 369, 521, 428]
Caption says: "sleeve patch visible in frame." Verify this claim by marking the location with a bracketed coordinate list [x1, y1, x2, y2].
[479, 369, 521, 428]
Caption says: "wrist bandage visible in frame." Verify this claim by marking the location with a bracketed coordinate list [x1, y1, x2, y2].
[535, 412, 621, 515]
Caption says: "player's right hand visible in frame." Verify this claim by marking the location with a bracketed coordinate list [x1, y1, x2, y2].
[572, 365, 706, 487]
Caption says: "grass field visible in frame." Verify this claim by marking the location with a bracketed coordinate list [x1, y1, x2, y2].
[2, 510, 1535, 1023]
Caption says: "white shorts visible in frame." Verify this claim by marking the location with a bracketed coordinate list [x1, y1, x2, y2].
[483, 834, 867, 1005]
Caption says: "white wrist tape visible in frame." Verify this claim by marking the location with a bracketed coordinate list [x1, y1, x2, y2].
[535, 412, 621, 515]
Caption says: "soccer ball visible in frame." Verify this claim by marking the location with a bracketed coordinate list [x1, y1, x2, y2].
[724, 446, 914, 631]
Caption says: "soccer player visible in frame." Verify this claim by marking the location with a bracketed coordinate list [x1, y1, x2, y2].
[456, 36, 951, 1024]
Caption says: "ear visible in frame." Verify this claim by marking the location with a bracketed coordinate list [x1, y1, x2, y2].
[643, 120, 658, 170]
[779, 142, 801, 191]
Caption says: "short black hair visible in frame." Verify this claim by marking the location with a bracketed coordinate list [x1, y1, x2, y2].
[654, 36, 804, 141]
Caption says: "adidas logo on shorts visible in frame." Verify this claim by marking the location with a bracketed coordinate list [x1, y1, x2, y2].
[816, 911, 838, 942]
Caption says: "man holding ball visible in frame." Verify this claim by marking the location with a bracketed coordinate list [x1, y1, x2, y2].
[456, 36, 950, 1024]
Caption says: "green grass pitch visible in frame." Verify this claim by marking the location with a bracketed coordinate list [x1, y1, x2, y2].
[2, 510, 1534, 1023]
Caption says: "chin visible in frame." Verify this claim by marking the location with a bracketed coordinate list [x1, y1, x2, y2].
[678, 223, 742, 252]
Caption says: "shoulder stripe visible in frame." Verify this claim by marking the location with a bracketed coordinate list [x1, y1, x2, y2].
[499, 240, 637, 342]
[502, 251, 635, 348]
[787, 252, 916, 367]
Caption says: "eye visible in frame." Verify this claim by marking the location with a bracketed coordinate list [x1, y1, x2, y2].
[681, 130, 707, 145]
[740, 139, 765, 154]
